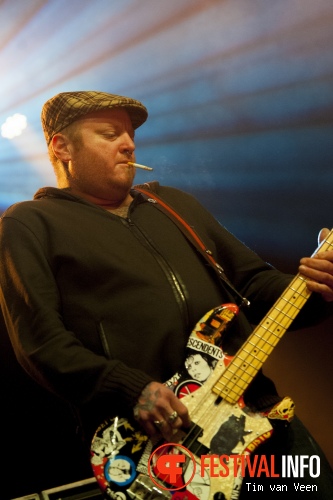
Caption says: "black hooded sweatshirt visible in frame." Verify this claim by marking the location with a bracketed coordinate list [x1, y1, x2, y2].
[0, 183, 329, 439]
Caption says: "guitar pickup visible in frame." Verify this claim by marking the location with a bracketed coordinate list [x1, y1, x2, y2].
[181, 422, 209, 456]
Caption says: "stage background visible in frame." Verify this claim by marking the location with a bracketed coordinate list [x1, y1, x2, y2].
[0, 1, 332, 498]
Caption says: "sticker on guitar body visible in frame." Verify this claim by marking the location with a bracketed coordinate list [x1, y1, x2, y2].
[165, 304, 236, 398]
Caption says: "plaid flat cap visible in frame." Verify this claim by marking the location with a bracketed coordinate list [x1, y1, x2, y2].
[41, 90, 148, 144]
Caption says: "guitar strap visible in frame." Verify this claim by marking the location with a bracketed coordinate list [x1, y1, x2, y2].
[134, 183, 250, 308]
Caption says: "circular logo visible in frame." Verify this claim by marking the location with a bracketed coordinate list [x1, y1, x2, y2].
[148, 443, 196, 491]
[104, 455, 136, 486]
[175, 380, 202, 398]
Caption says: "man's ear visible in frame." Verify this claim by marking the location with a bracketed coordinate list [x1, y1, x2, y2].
[51, 134, 72, 162]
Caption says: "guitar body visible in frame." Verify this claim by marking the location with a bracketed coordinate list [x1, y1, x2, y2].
[90, 303, 293, 500]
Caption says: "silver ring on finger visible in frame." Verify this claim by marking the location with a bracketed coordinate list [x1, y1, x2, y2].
[168, 411, 178, 423]
[154, 419, 165, 429]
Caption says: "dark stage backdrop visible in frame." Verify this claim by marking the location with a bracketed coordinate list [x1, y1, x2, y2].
[0, 1, 332, 498]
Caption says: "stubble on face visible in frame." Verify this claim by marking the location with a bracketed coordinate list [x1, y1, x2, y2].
[63, 110, 137, 208]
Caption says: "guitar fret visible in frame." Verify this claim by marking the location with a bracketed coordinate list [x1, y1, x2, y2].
[275, 299, 303, 311]
[226, 358, 259, 374]
[214, 379, 249, 397]
[216, 371, 250, 386]
[242, 348, 271, 363]
[260, 321, 291, 336]
[217, 363, 261, 383]
[252, 335, 278, 347]
[252, 330, 280, 343]
[216, 387, 243, 403]
[282, 288, 308, 300]
[243, 344, 271, 355]
[215, 373, 252, 389]
[238, 351, 269, 365]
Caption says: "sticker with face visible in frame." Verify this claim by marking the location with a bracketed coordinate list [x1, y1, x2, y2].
[105, 456, 136, 486]
[185, 352, 216, 382]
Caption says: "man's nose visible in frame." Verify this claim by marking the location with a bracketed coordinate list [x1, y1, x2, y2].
[121, 133, 135, 152]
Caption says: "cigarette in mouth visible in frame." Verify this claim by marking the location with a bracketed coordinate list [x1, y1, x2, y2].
[128, 161, 153, 171]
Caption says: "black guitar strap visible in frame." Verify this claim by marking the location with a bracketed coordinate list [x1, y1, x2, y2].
[134, 183, 250, 308]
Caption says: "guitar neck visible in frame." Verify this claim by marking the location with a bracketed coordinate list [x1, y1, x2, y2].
[213, 229, 333, 404]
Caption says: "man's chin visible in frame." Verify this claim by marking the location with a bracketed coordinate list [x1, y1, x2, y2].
[105, 178, 133, 200]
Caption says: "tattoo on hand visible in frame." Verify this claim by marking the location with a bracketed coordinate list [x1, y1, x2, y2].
[134, 384, 161, 417]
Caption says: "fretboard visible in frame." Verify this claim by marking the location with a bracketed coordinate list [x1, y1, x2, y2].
[213, 228, 333, 404]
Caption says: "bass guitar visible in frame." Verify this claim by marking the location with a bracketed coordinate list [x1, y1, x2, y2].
[90, 229, 333, 500]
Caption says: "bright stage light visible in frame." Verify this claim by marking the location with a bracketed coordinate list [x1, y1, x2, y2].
[1, 113, 27, 139]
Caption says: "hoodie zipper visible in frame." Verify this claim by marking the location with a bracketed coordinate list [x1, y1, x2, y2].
[123, 215, 191, 332]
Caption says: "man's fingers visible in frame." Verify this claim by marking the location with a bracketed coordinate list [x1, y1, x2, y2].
[171, 399, 191, 428]
[133, 381, 191, 438]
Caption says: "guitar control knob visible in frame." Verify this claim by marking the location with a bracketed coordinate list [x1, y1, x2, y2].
[213, 493, 226, 500]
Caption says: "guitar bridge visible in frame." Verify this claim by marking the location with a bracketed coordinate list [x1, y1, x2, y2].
[127, 473, 172, 499]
